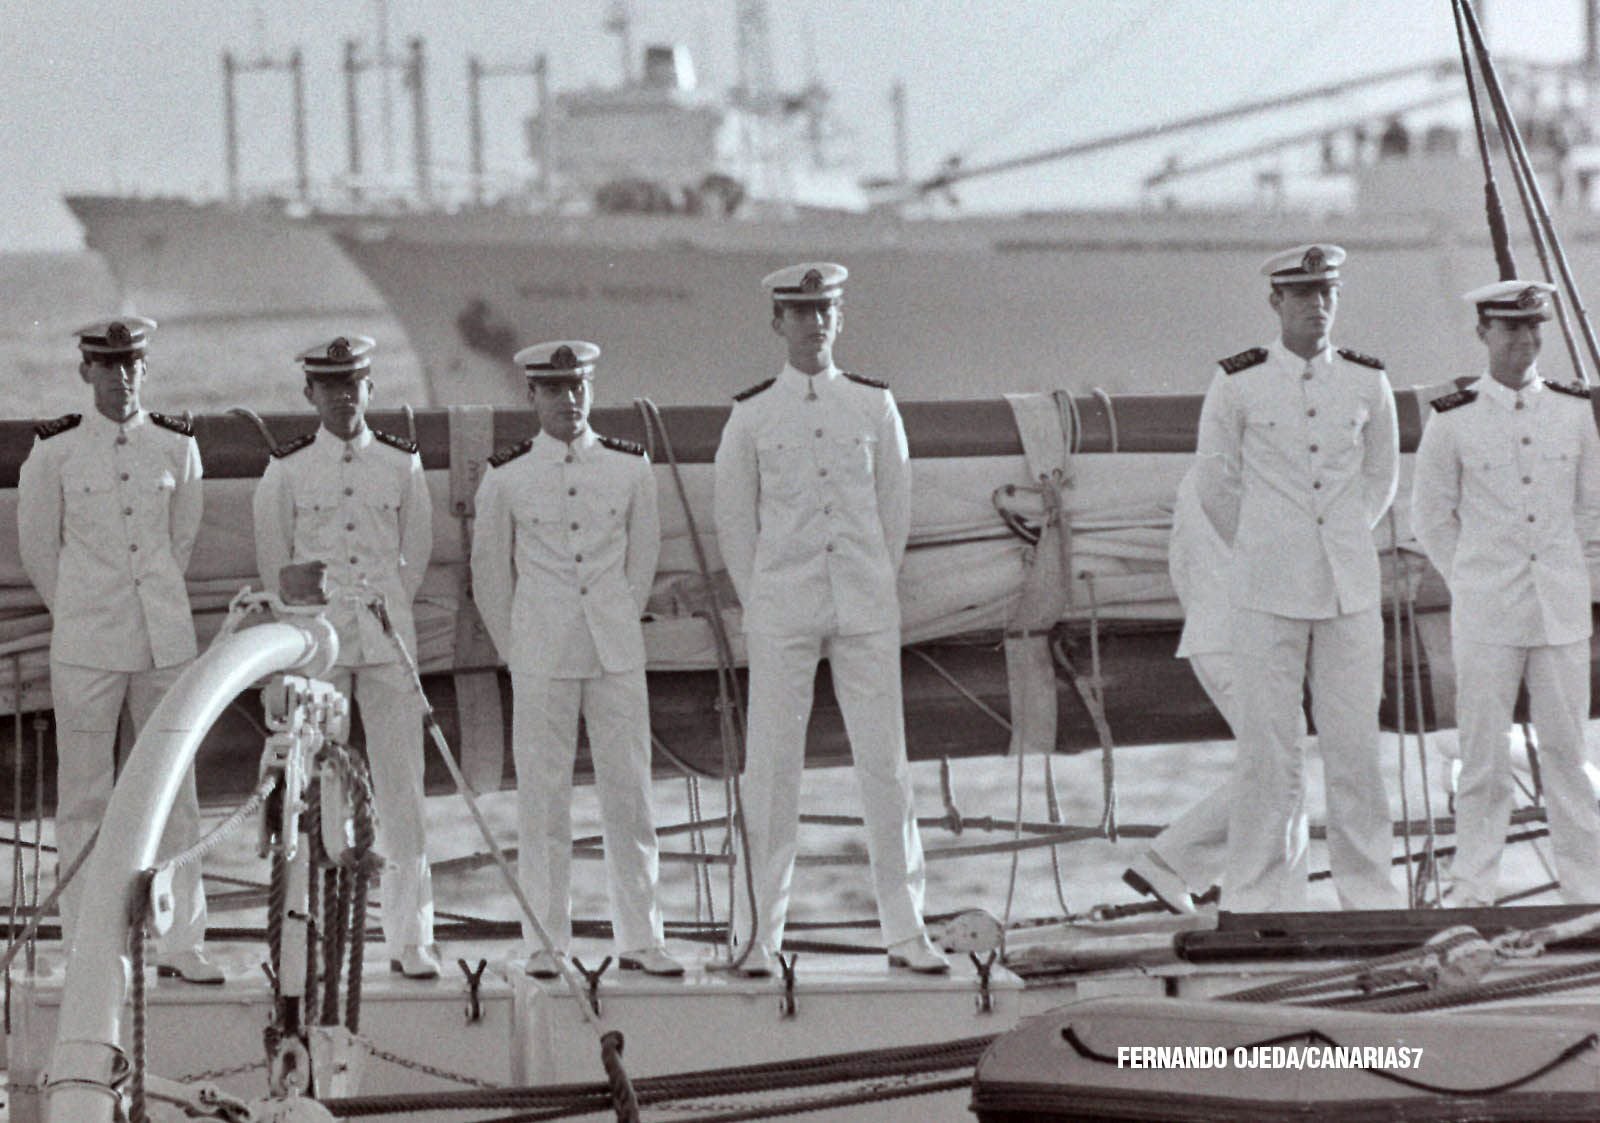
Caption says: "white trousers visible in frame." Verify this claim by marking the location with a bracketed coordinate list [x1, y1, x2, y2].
[51, 660, 207, 955]
[328, 664, 434, 953]
[1226, 608, 1401, 912]
[742, 627, 927, 951]
[1148, 654, 1236, 893]
[1451, 637, 1600, 905]
[1150, 654, 1315, 894]
[510, 668, 664, 953]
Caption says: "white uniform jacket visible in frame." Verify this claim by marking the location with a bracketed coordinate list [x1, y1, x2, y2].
[713, 364, 911, 637]
[252, 426, 432, 665]
[1194, 338, 1398, 618]
[17, 409, 201, 670]
[1411, 374, 1600, 647]
[471, 429, 660, 676]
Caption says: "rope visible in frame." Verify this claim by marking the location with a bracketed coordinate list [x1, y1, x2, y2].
[1455, 0, 1600, 384]
[633, 396, 762, 969]
[1385, 512, 1416, 904]
[128, 874, 152, 1123]
[1448, 0, 1515, 279]
[155, 773, 278, 873]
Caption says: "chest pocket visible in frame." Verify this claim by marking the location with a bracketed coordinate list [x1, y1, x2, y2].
[756, 436, 811, 498]
[825, 432, 878, 491]
[61, 460, 118, 526]
[1540, 443, 1580, 496]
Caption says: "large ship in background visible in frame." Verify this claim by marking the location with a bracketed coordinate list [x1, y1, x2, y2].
[322, 0, 1600, 407]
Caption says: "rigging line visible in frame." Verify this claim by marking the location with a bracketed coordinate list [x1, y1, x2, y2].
[1449, 0, 1515, 280]
[1386, 510, 1415, 903]
[1458, 0, 1600, 383]
[945, 0, 1171, 164]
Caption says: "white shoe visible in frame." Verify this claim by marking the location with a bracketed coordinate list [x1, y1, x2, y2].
[619, 945, 686, 977]
[156, 948, 225, 986]
[388, 944, 441, 980]
[887, 933, 950, 974]
[737, 944, 775, 977]
[1123, 853, 1197, 915]
[524, 949, 564, 979]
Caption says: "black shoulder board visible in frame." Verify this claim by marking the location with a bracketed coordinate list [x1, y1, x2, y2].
[1337, 347, 1385, 370]
[34, 413, 82, 441]
[599, 435, 646, 457]
[373, 428, 419, 454]
[149, 411, 194, 437]
[1545, 379, 1592, 400]
[733, 378, 775, 402]
[1430, 389, 1478, 413]
[487, 438, 533, 468]
[842, 371, 889, 389]
[271, 432, 316, 459]
[1218, 348, 1267, 375]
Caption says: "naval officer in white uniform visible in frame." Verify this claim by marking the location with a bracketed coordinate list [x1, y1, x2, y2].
[1411, 280, 1600, 906]
[251, 334, 439, 979]
[17, 316, 221, 983]
[471, 340, 682, 979]
[713, 262, 947, 976]
[1194, 244, 1404, 913]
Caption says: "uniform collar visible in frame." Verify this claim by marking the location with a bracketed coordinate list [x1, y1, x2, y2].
[84, 408, 146, 436]
[778, 362, 840, 396]
[1477, 368, 1542, 410]
[1268, 337, 1334, 369]
[314, 424, 374, 455]
[533, 427, 599, 461]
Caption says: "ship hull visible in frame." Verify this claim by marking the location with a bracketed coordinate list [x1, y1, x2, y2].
[321, 203, 1576, 407]
[65, 193, 385, 321]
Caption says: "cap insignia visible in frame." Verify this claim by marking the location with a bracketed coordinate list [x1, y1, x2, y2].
[106, 321, 132, 347]
[327, 337, 352, 361]
[550, 344, 578, 370]
[1517, 286, 1545, 310]
[1301, 247, 1326, 274]
[800, 268, 825, 293]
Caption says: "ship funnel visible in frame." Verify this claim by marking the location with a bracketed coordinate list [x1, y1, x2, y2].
[642, 44, 696, 92]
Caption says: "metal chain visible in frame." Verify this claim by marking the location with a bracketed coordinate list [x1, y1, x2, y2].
[363, 1041, 505, 1088]
[175, 1058, 269, 1084]
[156, 776, 278, 873]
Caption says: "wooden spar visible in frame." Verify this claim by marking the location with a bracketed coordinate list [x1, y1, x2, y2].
[0, 386, 1518, 487]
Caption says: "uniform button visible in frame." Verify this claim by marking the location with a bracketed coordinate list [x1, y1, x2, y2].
[823, 505, 832, 515]
[1309, 444, 1319, 453]
[1515, 400, 1525, 410]
[565, 454, 574, 464]
[575, 553, 583, 562]
[580, 586, 588, 595]
[344, 486, 354, 496]
[1316, 517, 1325, 526]
[1302, 371, 1313, 381]
[570, 522, 580, 531]
[343, 450, 354, 462]
[1522, 476, 1532, 485]
[119, 472, 129, 481]
[815, 428, 823, 437]
[568, 487, 577, 496]
[1522, 436, 1532, 445]
[350, 555, 359, 564]
[1531, 553, 1538, 561]
[346, 522, 356, 531]
[129, 543, 138, 552]
[1306, 408, 1317, 417]
[1313, 480, 1322, 489]
[1527, 514, 1536, 522]
[115, 434, 128, 445]
[818, 468, 828, 477]
[133, 578, 141, 587]
[123, 507, 133, 516]
[825, 543, 835, 552]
